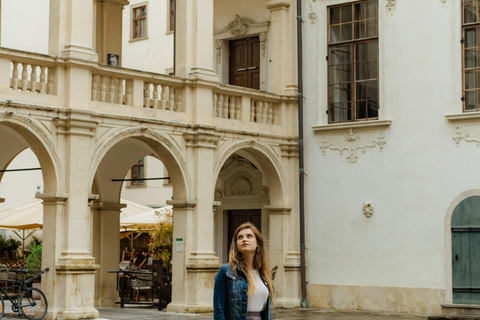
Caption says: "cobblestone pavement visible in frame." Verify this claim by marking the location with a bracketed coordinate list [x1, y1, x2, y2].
[1, 307, 430, 319]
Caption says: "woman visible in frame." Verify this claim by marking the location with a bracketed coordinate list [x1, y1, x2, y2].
[214, 222, 274, 320]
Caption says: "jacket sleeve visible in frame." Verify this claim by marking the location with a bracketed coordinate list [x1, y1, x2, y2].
[213, 265, 227, 320]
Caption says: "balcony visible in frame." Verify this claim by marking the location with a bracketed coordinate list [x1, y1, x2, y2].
[0, 48, 297, 137]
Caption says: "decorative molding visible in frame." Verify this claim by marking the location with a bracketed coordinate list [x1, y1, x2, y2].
[452, 124, 480, 147]
[319, 128, 387, 164]
[312, 120, 391, 132]
[363, 201, 374, 218]
[215, 39, 222, 65]
[183, 131, 221, 149]
[385, 0, 397, 16]
[279, 142, 299, 158]
[265, 0, 291, 11]
[228, 14, 255, 36]
[308, 0, 318, 29]
[260, 32, 268, 58]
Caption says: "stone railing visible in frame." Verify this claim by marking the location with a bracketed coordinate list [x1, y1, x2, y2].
[0, 48, 295, 134]
[213, 86, 281, 125]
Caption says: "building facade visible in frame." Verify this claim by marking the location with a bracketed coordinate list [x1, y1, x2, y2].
[303, 0, 480, 315]
[0, 0, 300, 319]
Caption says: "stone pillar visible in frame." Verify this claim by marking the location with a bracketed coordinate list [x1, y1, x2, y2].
[92, 201, 126, 307]
[40, 111, 100, 320]
[166, 128, 221, 313]
[93, 0, 129, 65]
[266, 0, 297, 95]
[49, 0, 98, 109]
[175, 0, 218, 81]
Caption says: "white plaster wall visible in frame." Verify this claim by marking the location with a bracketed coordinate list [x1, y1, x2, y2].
[0, 0, 49, 54]
[303, 0, 462, 291]
[214, 0, 270, 29]
[121, 0, 174, 73]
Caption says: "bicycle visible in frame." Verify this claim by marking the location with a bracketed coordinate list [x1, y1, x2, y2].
[0, 267, 49, 320]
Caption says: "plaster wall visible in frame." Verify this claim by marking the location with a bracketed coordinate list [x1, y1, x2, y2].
[303, 0, 464, 313]
[214, 0, 270, 29]
[121, 0, 174, 74]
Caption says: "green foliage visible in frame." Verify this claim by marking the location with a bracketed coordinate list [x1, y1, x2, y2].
[148, 210, 173, 269]
[25, 242, 42, 272]
[0, 235, 21, 259]
[30, 236, 42, 247]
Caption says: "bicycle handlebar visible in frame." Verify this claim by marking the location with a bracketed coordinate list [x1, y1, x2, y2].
[24, 267, 50, 284]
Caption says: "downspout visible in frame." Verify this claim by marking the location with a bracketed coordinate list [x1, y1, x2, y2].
[296, 0, 307, 309]
[173, 0, 176, 76]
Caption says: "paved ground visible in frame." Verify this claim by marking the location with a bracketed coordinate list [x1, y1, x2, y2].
[1, 306, 430, 319]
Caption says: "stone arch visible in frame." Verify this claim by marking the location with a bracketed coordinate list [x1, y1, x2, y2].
[0, 113, 62, 193]
[89, 127, 190, 202]
[444, 189, 480, 305]
[214, 139, 286, 205]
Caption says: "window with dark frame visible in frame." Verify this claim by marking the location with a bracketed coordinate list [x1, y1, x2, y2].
[328, 0, 379, 123]
[131, 158, 145, 186]
[133, 5, 147, 39]
[169, 0, 175, 32]
[463, 0, 480, 111]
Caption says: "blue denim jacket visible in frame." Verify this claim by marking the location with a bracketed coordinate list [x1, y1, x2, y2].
[214, 264, 271, 320]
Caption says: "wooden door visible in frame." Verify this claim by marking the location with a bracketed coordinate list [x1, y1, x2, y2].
[452, 196, 480, 304]
[229, 37, 260, 89]
[227, 209, 261, 257]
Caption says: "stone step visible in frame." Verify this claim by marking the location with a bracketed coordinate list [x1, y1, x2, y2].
[441, 304, 480, 316]
[429, 316, 480, 320]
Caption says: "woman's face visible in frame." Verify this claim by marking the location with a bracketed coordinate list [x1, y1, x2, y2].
[236, 228, 258, 255]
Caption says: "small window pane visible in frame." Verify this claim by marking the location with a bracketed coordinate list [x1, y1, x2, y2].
[341, 6, 353, 23]
[354, 22, 366, 39]
[342, 103, 352, 121]
[141, 20, 146, 37]
[330, 7, 341, 25]
[466, 50, 477, 68]
[366, 20, 377, 38]
[368, 100, 379, 118]
[356, 62, 366, 80]
[465, 0, 476, 3]
[341, 84, 352, 102]
[341, 24, 353, 41]
[466, 29, 477, 48]
[135, 9, 140, 18]
[356, 82, 367, 100]
[467, 91, 477, 110]
[356, 101, 367, 119]
[356, 43, 366, 61]
[330, 25, 341, 43]
[367, 80, 378, 99]
[354, 3, 365, 21]
[367, 41, 378, 60]
[465, 4, 478, 23]
[366, 61, 378, 78]
[330, 85, 341, 103]
[141, 7, 146, 17]
[366, 1, 377, 19]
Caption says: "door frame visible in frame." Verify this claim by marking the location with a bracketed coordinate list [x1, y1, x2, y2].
[445, 189, 480, 305]
[214, 15, 269, 91]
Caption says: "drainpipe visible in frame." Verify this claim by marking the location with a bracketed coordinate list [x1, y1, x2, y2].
[296, 0, 307, 309]
[173, 0, 176, 76]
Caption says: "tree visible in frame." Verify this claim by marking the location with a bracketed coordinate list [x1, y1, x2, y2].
[147, 210, 173, 269]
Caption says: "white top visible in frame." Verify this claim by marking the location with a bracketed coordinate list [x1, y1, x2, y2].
[247, 270, 269, 312]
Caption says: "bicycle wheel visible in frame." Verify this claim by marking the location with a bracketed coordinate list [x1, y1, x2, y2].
[0, 294, 4, 319]
[19, 287, 47, 320]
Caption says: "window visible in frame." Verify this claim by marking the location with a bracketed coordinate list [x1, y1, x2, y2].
[131, 158, 145, 186]
[463, 1, 480, 111]
[169, 0, 175, 32]
[133, 5, 147, 39]
[328, 0, 379, 123]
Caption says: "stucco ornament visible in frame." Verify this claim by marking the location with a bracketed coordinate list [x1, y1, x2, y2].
[228, 14, 254, 36]
[385, 0, 397, 16]
[452, 124, 480, 147]
[308, 0, 318, 29]
[363, 201, 374, 218]
[319, 129, 386, 164]
[260, 32, 268, 58]
[215, 39, 222, 65]
[441, 0, 448, 7]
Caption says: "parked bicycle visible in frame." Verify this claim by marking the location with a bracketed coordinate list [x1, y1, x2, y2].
[0, 267, 49, 320]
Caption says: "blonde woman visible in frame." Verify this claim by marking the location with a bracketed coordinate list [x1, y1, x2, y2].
[214, 222, 274, 320]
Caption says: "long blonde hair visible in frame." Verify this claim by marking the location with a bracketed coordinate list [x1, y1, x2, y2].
[228, 222, 274, 299]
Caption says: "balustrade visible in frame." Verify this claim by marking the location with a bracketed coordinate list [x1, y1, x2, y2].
[10, 61, 54, 95]
[91, 74, 131, 105]
[213, 94, 240, 119]
[250, 99, 278, 125]
[143, 83, 182, 111]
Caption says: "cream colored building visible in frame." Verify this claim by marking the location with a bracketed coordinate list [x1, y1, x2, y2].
[0, 0, 300, 319]
[302, 0, 480, 316]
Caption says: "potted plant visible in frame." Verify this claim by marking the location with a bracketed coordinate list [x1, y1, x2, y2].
[148, 210, 173, 270]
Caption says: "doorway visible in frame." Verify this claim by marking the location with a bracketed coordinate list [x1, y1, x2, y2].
[227, 209, 261, 257]
[452, 196, 480, 304]
[229, 37, 260, 89]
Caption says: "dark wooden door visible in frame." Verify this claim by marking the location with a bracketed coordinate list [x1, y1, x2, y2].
[227, 209, 261, 257]
[229, 37, 260, 89]
[452, 196, 480, 304]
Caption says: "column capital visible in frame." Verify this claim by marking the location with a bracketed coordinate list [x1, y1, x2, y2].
[265, 205, 292, 214]
[36, 193, 69, 203]
[183, 129, 221, 149]
[266, 0, 291, 11]
[92, 201, 127, 211]
[167, 199, 198, 209]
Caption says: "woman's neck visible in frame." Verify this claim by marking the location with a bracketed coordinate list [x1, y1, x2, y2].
[242, 253, 255, 270]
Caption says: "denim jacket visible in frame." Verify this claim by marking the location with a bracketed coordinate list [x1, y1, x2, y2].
[214, 264, 271, 320]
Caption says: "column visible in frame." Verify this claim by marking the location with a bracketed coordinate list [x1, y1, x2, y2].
[266, 0, 297, 95]
[49, 0, 98, 109]
[175, 0, 218, 81]
[166, 128, 221, 313]
[92, 201, 126, 307]
[44, 110, 100, 320]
